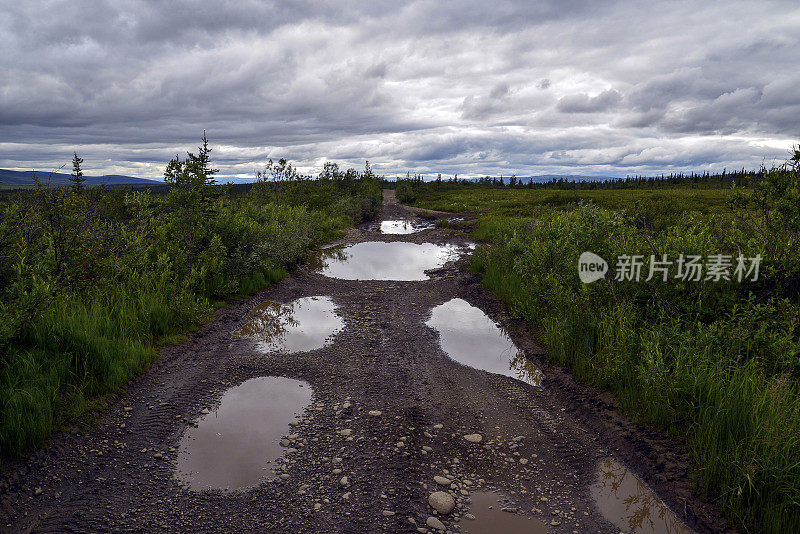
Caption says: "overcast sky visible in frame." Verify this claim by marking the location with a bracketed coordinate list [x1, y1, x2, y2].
[2, 1, 799, 181]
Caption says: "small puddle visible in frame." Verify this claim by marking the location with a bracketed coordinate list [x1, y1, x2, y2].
[315, 241, 468, 281]
[235, 296, 343, 353]
[461, 492, 548, 533]
[378, 219, 433, 234]
[426, 298, 543, 386]
[175, 376, 312, 491]
[591, 459, 692, 534]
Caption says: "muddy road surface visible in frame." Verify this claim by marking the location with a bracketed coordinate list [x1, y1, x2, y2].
[0, 190, 730, 533]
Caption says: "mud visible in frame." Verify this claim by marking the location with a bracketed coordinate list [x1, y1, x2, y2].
[0, 189, 731, 533]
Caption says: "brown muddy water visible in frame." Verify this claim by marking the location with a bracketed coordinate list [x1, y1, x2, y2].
[315, 241, 468, 281]
[377, 219, 434, 234]
[235, 296, 343, 353]
[460, 492, 548, 533]
[426, 298, 543, 387]
[175, 376, 312, 491]
[592, 459, 692, 534]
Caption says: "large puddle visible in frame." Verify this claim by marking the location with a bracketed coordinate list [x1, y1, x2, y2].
[592, 459, 692, 534]
[175, 376, 312, 491]
[461, 492, 548, 533]
[315, 241, 468, 281]
[426, 298, 543, 387]
[377, 219, 433, 234]
[235, 296, 343, 354]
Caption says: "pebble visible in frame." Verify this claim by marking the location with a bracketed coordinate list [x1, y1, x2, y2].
[200, 408, 210, 414]
[339, 429, 353, 436]
[434, 476, 451, 486]
[426, 516, 446, 531]
[382, 510, 395, 517]
[368, 410, 382, 416]
[463, 434, 483, 443]
[428, 491, 455, 514]
[339, 476, 349, 487]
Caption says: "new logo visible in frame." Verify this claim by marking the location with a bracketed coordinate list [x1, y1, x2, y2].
[578, 252, 608, 283]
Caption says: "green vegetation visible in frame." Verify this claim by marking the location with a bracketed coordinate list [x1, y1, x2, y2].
[402, 154, 800, 533]
[0, 137, 380, 460]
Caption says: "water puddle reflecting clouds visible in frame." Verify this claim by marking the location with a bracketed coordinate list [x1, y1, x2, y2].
[592, 459, 692, 534]
[427, 298, 543, 387]
[378, 219, 433, 234]
[175, 376, 312, 492]
[235, 296, 343, 354]
[315, 241, 469, 280]
[461, 492, 548, 534]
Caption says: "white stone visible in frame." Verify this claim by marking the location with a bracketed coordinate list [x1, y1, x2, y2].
[428, 491, 455, 514]
[426, 516, 446, 531]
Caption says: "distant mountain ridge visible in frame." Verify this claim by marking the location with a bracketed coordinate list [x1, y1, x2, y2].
[0, 169, 159, 186]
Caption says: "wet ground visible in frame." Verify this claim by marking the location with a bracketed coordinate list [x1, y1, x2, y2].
[0, 190, 730, 533]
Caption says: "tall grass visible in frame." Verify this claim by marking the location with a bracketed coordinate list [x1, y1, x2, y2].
[425, 179, 800, 532]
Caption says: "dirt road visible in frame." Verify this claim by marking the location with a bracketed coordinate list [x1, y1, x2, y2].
[0, 191, 729, 533]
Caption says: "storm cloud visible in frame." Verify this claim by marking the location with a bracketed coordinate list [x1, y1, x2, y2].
[1, 0, 798, 180]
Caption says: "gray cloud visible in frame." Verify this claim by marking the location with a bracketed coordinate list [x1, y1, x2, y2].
[1, 0, 799, 179]
[557, 89, 622, 113]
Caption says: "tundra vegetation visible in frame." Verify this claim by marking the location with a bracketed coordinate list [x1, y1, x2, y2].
[398, 151, 800, 534]
[0, 136, 381, 462]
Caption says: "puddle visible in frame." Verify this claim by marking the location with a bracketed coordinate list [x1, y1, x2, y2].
[315, 241, 468, 280]
[235, 296, 343, 353]
[426, 298, 543, 387]
[175, 376, 312, 491]
[461, 492, 548, 533]
[592, 459, 692, 534]
[378, 219, 433, 234]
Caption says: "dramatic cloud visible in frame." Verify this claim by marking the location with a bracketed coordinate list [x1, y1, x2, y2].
[1, 0, 799, 180]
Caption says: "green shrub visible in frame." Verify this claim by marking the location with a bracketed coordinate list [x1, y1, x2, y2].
[0, 150, 378, 459]
[466, 197, 799, 532]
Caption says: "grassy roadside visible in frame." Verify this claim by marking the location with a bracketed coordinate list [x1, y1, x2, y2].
[0, 154, 381, 462]
[404, 177, 800, 532]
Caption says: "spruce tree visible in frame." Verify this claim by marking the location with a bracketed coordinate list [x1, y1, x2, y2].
[70, 152, 85, 193]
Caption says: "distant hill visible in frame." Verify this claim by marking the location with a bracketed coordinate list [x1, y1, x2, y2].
[0, 169, 160, 186]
